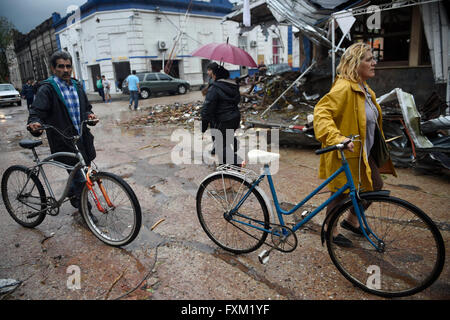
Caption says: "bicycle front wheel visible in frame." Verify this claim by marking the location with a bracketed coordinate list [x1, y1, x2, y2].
[80, 171, 142, 246]
[196, 173, 270, 254]
[1, 165, 47, 227]
[327, 195, 445, 297]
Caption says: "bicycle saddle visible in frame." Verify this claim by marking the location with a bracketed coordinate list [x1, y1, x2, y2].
[19, 139, 42, 149]
[248, 149, 280, 165]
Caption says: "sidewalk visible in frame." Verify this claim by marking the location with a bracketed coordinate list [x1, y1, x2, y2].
[87, 91, 130, 103]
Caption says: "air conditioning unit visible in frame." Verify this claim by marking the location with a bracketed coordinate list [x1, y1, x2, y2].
[250, 40, 257, 48]
[158, 40, 168, 51]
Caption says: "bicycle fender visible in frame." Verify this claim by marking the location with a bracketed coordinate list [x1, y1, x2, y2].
[198, 170, 275, 223]
[320, 190, 391, 246]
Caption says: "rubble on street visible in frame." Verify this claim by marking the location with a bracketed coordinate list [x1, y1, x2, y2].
[118, 67, 449, 171]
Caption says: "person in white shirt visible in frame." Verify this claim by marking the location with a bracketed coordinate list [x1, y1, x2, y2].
[102, 75, 112, 103]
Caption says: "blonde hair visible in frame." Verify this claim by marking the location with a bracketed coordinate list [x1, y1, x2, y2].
[336, 42, 371, 83]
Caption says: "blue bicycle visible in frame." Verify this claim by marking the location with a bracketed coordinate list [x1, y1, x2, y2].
[196, 136, 445, 297]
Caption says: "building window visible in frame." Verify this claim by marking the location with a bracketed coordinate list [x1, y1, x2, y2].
[353, 7, 418, 66]
[272, 38, 281, 64]
[238, 36, 248, 50]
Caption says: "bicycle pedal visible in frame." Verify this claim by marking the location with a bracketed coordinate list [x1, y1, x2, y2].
[26, 211, 41, 219]
[258, 250, 270, 264]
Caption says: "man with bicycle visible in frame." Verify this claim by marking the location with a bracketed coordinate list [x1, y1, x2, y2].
[27, 50, 98, 213]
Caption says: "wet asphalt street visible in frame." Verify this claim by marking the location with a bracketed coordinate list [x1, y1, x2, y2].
[0, 91, 449, 301]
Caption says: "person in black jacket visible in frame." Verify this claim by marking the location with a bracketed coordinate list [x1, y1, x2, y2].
[201, 65, 241, 166]
[27, 50, 98, 212]
[21, 78, 35, 109]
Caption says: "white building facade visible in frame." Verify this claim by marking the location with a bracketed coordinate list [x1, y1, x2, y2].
[54, 0, 297, 93]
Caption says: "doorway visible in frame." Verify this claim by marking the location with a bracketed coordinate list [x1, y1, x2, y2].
[90, 64, 101, 92]
[161, 60, 180, 78]
[113, 61, 131, 91]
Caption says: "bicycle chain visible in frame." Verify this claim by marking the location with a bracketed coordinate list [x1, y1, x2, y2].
[230, 214, 298, 252]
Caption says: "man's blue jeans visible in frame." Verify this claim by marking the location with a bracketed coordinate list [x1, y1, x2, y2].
[129, 90, 139, 110]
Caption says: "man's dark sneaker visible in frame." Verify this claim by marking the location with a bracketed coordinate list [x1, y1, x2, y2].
[70, 197, 97, 224]
[86, 201, 98, 224]
[332, 233, 353, 248]
[70, 196, 83, 210]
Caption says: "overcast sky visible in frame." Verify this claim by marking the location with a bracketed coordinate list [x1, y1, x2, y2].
[1, 0, 245, 34]
[0, 0, 86, 33]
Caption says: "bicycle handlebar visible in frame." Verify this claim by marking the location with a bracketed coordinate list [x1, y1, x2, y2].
[315, 135, 358, 155]
[27, 119, 99, 141]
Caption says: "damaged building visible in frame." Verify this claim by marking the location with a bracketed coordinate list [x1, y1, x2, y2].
[224, 0, 450, 171]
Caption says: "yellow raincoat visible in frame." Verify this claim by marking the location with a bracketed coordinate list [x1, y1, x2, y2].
[313, 78, 396, 192]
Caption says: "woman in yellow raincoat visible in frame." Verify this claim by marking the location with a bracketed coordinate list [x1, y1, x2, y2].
[314, 42, 396, 247]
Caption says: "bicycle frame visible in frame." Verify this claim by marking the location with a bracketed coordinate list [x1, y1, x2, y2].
[30, 149, 86, 208]
[228, 149, 383, 251]
[24, 124, 113, 215]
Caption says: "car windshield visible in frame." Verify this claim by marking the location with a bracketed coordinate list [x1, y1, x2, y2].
[0, 84, 15, 91]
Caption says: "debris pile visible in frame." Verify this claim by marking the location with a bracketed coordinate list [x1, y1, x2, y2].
[119, 70, 321, 147]
[378, 88, 450, 172]
[120, 102, 203, 127]
[119, 70, 320, 129]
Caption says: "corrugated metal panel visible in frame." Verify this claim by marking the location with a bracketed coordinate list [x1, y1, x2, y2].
[420, 1, 449, 84]
[266, 0, 332, 47]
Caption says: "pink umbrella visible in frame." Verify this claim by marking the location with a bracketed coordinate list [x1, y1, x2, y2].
[191, 38, 257, 67]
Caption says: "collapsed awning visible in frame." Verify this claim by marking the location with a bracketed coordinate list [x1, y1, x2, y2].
[224, 0, 363, 47]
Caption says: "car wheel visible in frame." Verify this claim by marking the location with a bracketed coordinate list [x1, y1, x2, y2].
[17, 100, 22, 106]
[178, 85, 187, 94]
[140, 89, 150, 99]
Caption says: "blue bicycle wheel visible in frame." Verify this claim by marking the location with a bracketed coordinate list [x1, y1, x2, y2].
[197, 173, 270, 254]
[326, 194, 445, 297]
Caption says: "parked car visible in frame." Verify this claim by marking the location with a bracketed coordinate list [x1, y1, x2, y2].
[122, 72, 190, 99]
[0, 84, 21, 107]
[266, 63, 292, 77]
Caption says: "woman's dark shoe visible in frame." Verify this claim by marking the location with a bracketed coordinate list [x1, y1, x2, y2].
[332, 233, 353, 247]
[340, 220, 367, 236]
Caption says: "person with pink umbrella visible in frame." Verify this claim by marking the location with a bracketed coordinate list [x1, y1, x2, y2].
[201, 64, 242, 167]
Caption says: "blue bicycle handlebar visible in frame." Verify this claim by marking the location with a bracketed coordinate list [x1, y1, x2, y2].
[315, 135, 355, 155]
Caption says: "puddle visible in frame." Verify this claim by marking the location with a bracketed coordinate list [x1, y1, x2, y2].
[133, 160, 180, 188]
[0, 115, 12, 120]
[120, 126, 148, 137]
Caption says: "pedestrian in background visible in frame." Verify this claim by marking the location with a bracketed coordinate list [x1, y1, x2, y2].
[201, 62, 218, 97]
[102, 75, 112, 103]
[21, 78, 35, 110]
[202, 62, 219, 155]
[126, 70, 140, 110]
[96, 75, 105, 102]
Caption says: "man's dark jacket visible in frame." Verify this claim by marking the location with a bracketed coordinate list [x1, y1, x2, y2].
[27, 77, 96, 165]
[21, 84, 35, 99]
[201, 79, 241, 132]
